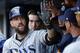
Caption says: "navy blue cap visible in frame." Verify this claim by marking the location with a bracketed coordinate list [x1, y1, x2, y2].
[9, 6, 26, 20]
[58, 15, 65, 22]
[64, 9, 77, 24]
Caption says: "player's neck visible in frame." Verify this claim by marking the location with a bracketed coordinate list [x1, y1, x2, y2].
[16, 33, 27, 42]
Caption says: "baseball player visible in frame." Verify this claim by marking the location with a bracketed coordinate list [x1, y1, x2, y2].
[2, 6, 60, 53]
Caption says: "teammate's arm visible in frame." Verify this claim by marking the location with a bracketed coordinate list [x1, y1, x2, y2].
[45, 27, 61, 45]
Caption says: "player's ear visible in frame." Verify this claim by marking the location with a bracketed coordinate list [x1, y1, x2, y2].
[10, 20, 15, 28]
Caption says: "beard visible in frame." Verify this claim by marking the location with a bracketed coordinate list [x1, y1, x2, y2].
[16, 29, 26, 35]
[15, 24, 28, 35]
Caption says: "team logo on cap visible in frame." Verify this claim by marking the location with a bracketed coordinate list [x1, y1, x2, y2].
[65, 17, 69, 21]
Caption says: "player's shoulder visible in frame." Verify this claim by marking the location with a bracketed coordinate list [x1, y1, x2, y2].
[3, 38, 12, 49]
[3, 34, 15, 46]
[63, 41, 80, 53]
[3, 37, 12, 45]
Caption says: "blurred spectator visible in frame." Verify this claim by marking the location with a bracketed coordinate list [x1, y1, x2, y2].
[28, 9, 45, 31]
[61, 0, 77, 14]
